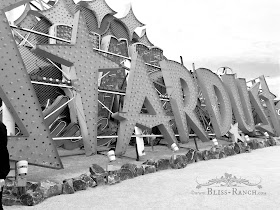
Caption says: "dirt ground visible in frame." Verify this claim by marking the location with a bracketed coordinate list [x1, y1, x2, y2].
[14, 138, 217, 183]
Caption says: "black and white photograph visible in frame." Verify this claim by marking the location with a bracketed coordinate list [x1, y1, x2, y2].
[0, 0, 280, 209]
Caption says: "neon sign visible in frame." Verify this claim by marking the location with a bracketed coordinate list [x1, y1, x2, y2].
[1, 1, 279, 167]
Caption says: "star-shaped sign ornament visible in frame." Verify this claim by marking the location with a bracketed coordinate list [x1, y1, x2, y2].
[14, 2, 31, 25]
[229, 123, 243, 143]
[33, 10, 119, 155]
[29, 0, 75, 26]
[120, 3, 145, 40]
[138, 28, 154, 47]
[0, 0, 63, 169]
[64, 0, 77, 15]
[14, 3, 38, 40]
[80, 0, 116, 28]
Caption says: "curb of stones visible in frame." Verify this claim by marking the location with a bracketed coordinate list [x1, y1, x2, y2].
[2, 137, 280, 206]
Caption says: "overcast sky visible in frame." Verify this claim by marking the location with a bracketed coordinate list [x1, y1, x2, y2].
[9, 0, 280, 98]
[104, 0, 280, 98]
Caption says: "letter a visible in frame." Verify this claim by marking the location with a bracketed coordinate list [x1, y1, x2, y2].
[112, 47, 177, 155]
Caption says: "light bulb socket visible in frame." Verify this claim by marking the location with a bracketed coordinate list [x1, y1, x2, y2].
[16, 160, 28, 176]
[171, 143, 179, 152]
[107, 150, 116, 162]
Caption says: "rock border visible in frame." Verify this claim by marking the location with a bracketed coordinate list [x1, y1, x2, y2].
[2, 137, 280, 206]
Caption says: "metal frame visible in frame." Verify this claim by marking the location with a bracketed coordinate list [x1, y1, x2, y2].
[10, 24, 162, 70]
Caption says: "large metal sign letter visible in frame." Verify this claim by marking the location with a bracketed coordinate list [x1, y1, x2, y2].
[248, 82, 275, 135]
[0, 0, 62, 168]
[112, 47, 177, 155]
[196, 68, 232, 137]
[160, 60, 209, 142]
[258, 75, 280, 136]
[222, 75, 255, 133]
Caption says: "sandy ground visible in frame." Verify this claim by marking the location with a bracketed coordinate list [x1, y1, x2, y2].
[4, 142, 280, 210]
[15, 138, 216, 183]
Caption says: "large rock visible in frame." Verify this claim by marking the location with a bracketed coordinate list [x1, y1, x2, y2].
[223, 145, 236, 156]
[185, 149, 196, 163]
[195, 151, 204, 162]
[121, 163, 138, 176]
[26, 181, 40, 192]
[219, 151, 226, 159]
[247, 139, 259, 150]
[239, 142, 251, 153]
[2, 194, 18, 206]
[156, 159, 171, 171]
[212, 146, 227, 159]
[142, 165, 156, 174]
[62, 179, 75, 194]
[107, 171, 121, 185]
[263, 139, 270, 147]
[208, 147, 220, 159]
[90, 174, 106, 186]
[72, 178, 88, 191]
[257, 141, 265, 148]
[89, 164, 106, 175]
[201, 150, 210, 160]
[39, 180, 62, 198]
[135, 165, 144, 176]
[142, 159, 157, 166]
[274, 137, 280, 145]
[117, 168, 134, 181]
[89, 164, 107, 186]
[170, 155, 188, 169]
[79, 174, 97, 188]
[20, 189, 44, 206]
[2, 179, 17, 196]
[267, 137, 277, 146]
[232, 143, 241, 154]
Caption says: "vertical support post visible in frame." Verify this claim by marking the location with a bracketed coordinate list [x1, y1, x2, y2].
[135, 141, 139, 161]
[2, 103, 15, 136]
[194, 137, 199, 151]
[15, 162, 27, 196]
[134, 127, 145, 161]
[151, 137, 154, 151]
[180, 56, 184, 65]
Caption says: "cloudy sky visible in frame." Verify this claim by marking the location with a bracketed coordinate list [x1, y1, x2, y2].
[103, 0, 280, 71]
[103, 0, 280, 98]
[9, 0, 280, 98]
